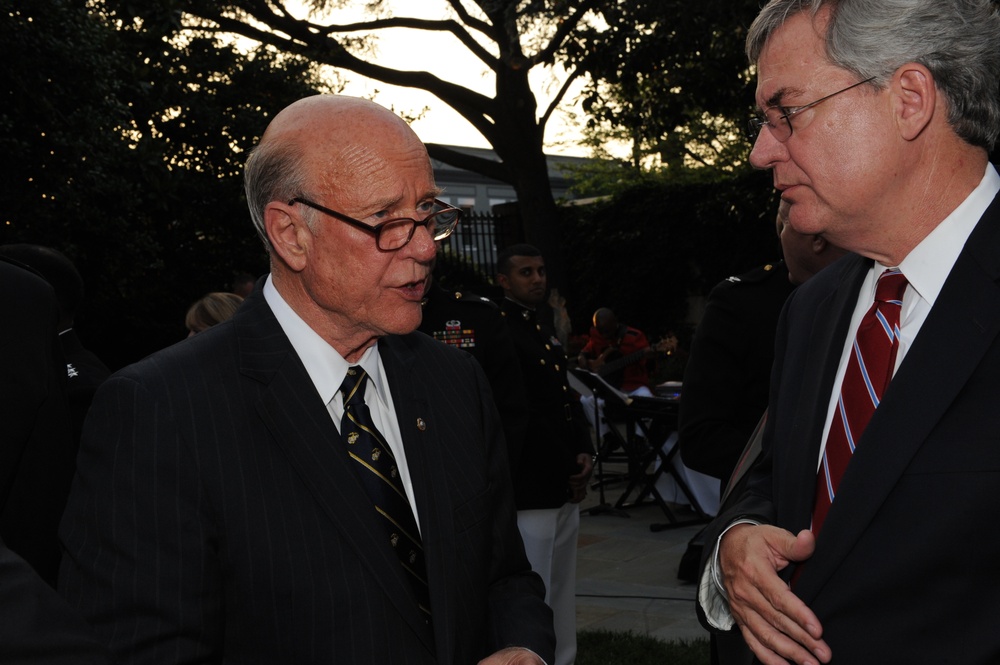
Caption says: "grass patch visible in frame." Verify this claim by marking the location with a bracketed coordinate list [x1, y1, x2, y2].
[576, 629, 710, 665]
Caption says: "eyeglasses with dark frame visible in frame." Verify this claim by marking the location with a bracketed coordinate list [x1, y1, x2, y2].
[748, 77, 876, 142]
[289, 197, 462, 251]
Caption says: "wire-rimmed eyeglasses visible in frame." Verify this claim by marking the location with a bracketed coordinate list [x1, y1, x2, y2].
[749, 77, 876, 142]
[289, 197, 462, 251]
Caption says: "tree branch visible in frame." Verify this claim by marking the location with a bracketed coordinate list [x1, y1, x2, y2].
[200, 12, 503, 142]
[530, 0, 603, 67]
[443, 0, 494, 39]
[294, 15, 499, 69]
[425, 143, 511, 184]
[539, 64, 583, 132]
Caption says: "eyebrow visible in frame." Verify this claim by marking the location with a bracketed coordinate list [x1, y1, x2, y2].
[362, 188, 445, 216]
[763, 84, 804, 109]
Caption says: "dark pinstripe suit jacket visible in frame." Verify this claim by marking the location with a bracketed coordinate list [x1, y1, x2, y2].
[58, 286, 554, 664]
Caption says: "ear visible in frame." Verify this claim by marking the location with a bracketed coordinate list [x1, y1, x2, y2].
[265, 202, 311, 272]
[496, 273, 509, 291]
[893, 63, 936, 141]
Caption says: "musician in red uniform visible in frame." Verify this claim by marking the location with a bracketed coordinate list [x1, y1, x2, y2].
[577, 308, 654, 394]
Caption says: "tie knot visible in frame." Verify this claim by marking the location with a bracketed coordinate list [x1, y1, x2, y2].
[875, 269, 907, 305]
[340, 366, 369, 408]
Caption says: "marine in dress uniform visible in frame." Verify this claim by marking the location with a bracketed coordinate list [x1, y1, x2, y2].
[499, 298, 592, 506]
[497, 251, 593, 665]
[419, 282, 528, 465]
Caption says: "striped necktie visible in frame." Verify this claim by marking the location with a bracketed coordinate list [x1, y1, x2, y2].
[812, 269, 907, 535]
[340, 366, 431, 620]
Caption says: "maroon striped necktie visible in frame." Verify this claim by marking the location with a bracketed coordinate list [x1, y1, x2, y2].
[812, 269, 907, 535]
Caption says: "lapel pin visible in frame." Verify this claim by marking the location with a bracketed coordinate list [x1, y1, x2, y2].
[416, 418, 427, 431]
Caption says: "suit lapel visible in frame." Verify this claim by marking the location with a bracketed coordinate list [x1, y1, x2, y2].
[234, 295, 434, 648]
[797, 197, 1000, 599]
[379, 336, 456, 658]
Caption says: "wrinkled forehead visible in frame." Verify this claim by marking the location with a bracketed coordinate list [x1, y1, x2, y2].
[323, 133, 432, 186]
[754, 8, 835, 106]
[298, 114, 435, 203]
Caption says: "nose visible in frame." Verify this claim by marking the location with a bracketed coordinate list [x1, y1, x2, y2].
[749, 128, 786, 170]
[405, 224, 437, 262]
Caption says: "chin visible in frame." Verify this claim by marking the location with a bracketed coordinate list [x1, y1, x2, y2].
[384, 306, 423, 336]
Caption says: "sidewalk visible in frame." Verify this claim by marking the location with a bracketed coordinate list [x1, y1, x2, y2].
[575, 483, 713, 644]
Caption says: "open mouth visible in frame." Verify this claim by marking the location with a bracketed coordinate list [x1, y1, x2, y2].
[398, 278, 428, 301]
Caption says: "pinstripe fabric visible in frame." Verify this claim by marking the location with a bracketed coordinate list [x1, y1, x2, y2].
[57, 288, 554, 665]
[812, 270, 906, 535]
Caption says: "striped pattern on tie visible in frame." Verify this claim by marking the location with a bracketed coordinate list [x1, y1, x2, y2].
[340, 366, 431, 620]
[812, 269, 907, 535]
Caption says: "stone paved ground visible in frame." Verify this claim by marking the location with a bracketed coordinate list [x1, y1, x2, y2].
[575, 475, 713, 644]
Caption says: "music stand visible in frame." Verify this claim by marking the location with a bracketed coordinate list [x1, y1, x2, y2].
[568, 368, 630, 517]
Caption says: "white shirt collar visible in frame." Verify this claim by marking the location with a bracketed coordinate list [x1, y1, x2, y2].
[892, 163, 1000, 307]
[263, 275, 385, 406]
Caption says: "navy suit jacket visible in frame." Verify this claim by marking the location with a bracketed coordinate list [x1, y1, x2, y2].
[700, 189, 1000, 664]
[59, 285, 554, 664]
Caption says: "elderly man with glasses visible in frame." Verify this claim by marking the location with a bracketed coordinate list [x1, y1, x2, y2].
[696, 1, 1000, 665]
[58, 95, 554, 665]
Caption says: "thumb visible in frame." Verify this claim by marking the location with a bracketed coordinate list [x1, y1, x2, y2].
[786, 528, 817, 563]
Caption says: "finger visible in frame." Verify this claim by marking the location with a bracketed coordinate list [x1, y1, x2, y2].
[729, 568, 831, 664]
[729, 561, 823, 646]
[736, 598, 829, 665]
[740, 618, 820, 665]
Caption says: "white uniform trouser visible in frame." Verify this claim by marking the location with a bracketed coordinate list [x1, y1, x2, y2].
[516, 502, 580, 665]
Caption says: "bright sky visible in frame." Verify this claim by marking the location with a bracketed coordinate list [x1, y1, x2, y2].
[289, 1, 591, 157]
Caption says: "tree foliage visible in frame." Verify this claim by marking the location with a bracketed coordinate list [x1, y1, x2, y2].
[567, 0, 764, 183]
[3, 0, 325, 368]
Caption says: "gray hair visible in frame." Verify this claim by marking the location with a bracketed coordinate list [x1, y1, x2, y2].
[243, 140, 311, 254]
[747, 0, 1000, 150]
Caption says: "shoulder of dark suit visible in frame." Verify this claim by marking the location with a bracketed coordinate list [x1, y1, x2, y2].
[720, 260, 789, 287]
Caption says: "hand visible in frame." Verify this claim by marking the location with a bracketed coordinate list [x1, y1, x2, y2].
[654, 335, 678, 356]
[583, 346, 616, 372]
[478, 646, 545, 664]
[567, 453, 594, 503]
[719, 524, 831, 665]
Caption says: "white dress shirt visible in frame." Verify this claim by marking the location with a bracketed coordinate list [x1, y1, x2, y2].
[263, 276, 421, 531]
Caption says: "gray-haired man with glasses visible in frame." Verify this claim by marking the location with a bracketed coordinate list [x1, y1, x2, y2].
[59, 95, 554, 665]
[697, 1, 1000, 664]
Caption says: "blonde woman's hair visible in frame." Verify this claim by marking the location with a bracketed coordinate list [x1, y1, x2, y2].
[185, 292, 244, 334]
